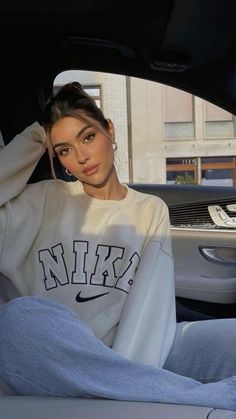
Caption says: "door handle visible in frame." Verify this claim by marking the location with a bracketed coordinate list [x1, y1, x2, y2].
[199, 246, 236, 267]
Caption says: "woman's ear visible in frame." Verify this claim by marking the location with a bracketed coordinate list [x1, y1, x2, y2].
[107, 118, 115, 139]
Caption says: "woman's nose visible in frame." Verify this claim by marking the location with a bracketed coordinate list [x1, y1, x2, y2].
[75, 146, 90, 164]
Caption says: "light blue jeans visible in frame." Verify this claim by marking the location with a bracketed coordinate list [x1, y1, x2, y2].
[0, 297, 235, 411]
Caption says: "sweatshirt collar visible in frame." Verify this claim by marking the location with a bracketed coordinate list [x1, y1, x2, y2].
[72, 181, 134, 207]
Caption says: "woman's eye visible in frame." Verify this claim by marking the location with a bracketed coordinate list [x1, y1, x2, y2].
[83, 133, 95, 143]
[58, 147, 71, 156]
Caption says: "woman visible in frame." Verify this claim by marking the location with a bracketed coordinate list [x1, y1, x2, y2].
[0, 82, 235, 410]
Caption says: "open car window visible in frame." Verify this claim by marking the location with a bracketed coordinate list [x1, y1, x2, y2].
[54, 70, 236, 188]
[53, 70, 236, 231]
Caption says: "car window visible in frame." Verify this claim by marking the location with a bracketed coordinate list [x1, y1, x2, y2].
[54, 70, 236, 189]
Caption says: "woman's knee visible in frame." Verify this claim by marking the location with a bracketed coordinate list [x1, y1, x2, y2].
[0, 297, 44, 330]
[0, 296, 74, 344]
[0, 297, 29, 330]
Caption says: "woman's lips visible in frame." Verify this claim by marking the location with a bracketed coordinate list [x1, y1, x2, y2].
[82, 165, 99, 176]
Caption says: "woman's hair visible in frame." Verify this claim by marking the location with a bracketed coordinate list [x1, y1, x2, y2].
[42, 82, 109, 179]
[43, 82, 108, 132]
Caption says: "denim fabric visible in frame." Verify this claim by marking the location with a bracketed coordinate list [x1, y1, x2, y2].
[0, 297, 235, 411]
[164, 319, 236, 383]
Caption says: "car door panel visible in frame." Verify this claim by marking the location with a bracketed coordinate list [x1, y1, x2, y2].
[172, 228, 236, 304]
[131, 184, 236, 321]
[1, 397, 235, 419]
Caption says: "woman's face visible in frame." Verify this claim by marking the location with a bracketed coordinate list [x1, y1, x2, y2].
[50, 116, 116, 189]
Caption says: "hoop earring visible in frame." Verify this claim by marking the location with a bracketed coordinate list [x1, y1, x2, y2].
[112, 142, 117, 152]
[65, 169, 73, 176]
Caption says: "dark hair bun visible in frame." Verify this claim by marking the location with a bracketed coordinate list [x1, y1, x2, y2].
[55, 82, 89, 101]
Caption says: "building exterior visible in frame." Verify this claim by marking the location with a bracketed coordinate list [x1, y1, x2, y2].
[54, 70, 236, 186]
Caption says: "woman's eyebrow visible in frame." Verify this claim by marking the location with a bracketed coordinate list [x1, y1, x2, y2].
[53, 142, 70, 151]
[76, 124, 92, 139]
[53, 124, 92, 151]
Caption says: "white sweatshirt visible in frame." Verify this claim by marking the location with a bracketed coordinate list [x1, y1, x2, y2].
[0, 122, 176, 368]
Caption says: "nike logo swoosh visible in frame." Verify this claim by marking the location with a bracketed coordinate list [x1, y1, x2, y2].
[76, 291, 109, 303]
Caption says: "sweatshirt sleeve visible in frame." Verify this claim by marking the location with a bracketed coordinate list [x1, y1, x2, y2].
[0, 122, 46, 268]
[112, 201, 176, 368]
[0, 122, 46, 207]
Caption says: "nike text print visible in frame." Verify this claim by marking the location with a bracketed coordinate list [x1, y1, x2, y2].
[38, 240, 140, 294]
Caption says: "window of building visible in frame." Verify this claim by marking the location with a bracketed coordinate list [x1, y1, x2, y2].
[201, 157, 236, 187]
[163, 85, 195, 138]
[167, 157, 236, 186]
[83, 85, 101, 108]
[204, 101, 235, 137]
[166, 158, 197, 184]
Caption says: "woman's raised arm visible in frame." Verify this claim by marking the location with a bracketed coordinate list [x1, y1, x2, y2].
[0, 122, 46, 207]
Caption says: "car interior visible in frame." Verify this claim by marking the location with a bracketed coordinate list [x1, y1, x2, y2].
[1, 0, 236, 417]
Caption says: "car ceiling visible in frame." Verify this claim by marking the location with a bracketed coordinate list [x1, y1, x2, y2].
[0, 0, 236, 139]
